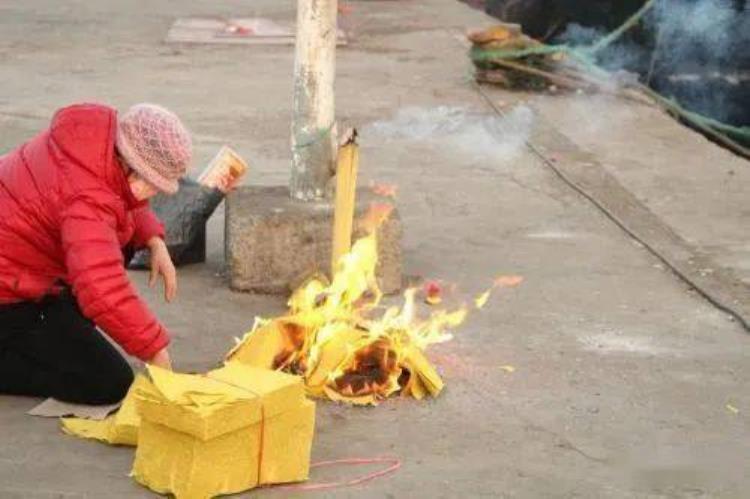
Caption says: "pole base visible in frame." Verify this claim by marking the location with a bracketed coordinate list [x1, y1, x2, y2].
[225, 186, 402, 294]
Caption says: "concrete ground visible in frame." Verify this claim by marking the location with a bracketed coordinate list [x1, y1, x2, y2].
[531, 92, 750, 292]
[0, 1, 748, 498]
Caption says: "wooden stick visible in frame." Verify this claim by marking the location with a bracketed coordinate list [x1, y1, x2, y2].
[556, 65, 655, 105]
[501, 58, 653, 105]
[486, 58, 590, 91]
[331, 129, 360, 275]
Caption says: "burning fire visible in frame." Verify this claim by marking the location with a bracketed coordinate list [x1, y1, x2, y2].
[227, 206, 522, 405]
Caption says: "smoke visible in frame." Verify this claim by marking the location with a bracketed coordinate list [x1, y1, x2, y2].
[557, 0, 749, 125]
[557, 23, 648, 75]
[364, 105, 535, 163]
[651, 0, 742, 66]
[647, 0, 749, 123]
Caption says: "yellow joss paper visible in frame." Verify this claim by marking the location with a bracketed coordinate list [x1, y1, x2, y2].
[209, 362, 315, 485]
[61, 374, 149, 446]
[131, 364, 315, 499]
[474, 289, 492, 309]
[226, 319, 286, 369]
[402, 370, 428, 400]
[403, 347, 444, 397]
[304, 325, 363, 394]
[322, 385, 379, 406]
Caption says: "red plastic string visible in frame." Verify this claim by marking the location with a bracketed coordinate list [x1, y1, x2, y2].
[256, 407, 265, 483]
[275, 456, 402, 492]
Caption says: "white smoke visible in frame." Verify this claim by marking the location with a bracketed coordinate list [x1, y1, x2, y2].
[648, 0, 748, 123]
[558, 23, 647, 74]
[364, 105, 535, 163]
[557, 0, 748, 124]
[652, 0, 740, 62]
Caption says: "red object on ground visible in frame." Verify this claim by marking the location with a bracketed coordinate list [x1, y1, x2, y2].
[225, 23, 253, 36]
[0, 103, 169, 361]
[424, 280, 443, 305]
[277, 457, 401, 492]
[370, 182, 398, 198]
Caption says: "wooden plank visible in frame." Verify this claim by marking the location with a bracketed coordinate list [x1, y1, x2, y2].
[331, 129, 359, 274]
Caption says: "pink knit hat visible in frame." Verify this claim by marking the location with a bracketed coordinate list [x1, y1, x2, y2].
[116, 103, 192, 195]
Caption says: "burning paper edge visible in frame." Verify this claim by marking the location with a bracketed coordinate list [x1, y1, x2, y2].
[224, 212, 521, 405]
[475, 275, 525, 310]
[228, 317, 269, 359]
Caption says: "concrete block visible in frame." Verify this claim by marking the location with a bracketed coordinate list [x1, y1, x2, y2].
[226, 186, 402, 294]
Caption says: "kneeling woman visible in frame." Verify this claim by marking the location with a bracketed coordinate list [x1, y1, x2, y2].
[0, 103, 191, 405]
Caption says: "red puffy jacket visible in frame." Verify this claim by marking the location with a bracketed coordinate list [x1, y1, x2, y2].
[0, 103, 170, 361]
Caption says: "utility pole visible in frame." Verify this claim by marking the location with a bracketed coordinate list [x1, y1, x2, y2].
[290, 0, 338, 201]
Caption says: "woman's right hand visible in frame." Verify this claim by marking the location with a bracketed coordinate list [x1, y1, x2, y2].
[148, 348, 172, 370]
[147, 237, 178, 303]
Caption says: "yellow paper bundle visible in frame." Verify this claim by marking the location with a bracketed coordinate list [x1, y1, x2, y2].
[400, 346, 444, 400]
[227, 318, 446, 405]
[131, 363, 315, 499]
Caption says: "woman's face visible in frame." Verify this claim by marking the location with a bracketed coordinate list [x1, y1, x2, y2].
[117, 149, 160, 201]
[128, 173, 159, 201]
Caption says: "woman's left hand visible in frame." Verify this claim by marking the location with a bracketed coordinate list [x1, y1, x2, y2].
[147, 237, 177, 302]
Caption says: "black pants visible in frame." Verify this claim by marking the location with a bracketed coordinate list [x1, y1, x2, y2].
[0, 291, 134, 405]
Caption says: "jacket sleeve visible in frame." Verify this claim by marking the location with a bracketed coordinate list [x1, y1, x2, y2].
[60, 197, 170, 361]
[130, 205, 165, 249]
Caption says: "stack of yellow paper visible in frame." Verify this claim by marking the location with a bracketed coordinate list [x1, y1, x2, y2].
[131, 363, 315, 499]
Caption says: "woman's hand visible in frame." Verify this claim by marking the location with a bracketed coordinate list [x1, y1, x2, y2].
[216, 172, 240, 193]
[148, 348, 172, 370]
[147, 237, 177, 302]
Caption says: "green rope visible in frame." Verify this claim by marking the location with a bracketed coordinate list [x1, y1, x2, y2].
[586, 0, 658, 54]
[469, 44, 570, 63]
[686, 113, 750, 141]
[636, 85, 750, 155]
[293, 121, 336, 149]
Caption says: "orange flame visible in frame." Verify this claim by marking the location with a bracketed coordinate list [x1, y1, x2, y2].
[228, 229, 522, 405]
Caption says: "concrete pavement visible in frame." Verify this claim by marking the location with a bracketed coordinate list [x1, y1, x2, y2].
[0, 1, 747, 497]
